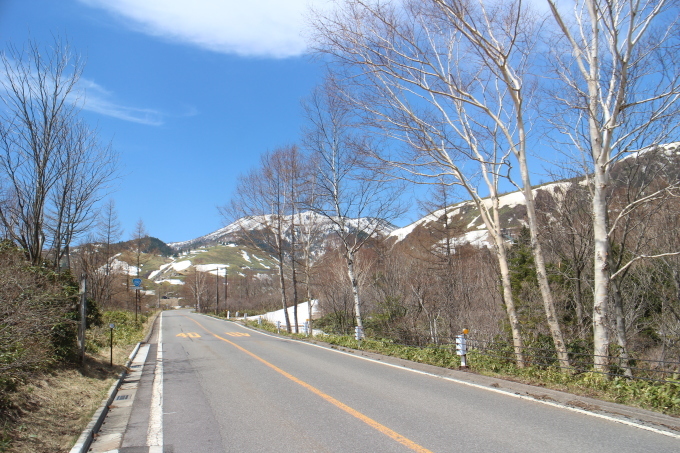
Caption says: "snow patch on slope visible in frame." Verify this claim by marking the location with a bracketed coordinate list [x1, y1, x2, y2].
[240, 250, 251, 262]
[110, 259, 139, 276]
[172, 261, 192, 271]
[195, 264, 228, 276]
[458, 230, 491, 248]
[158, 279, 184, 285]
[390, 206, 448, 242]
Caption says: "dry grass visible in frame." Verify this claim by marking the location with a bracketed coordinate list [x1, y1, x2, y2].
[3, 356, 121, 453]
[2, 315, 156, 453]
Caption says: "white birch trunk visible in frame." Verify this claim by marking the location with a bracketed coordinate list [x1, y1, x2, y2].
[592, 168, 611, 371]
[497, 236, 526, 368]
[520, 177, 571, 369]
[483, 194, 526, 367]
[610, 276, 633, 378]
[346, 250, 363, 330]
[275, 225, 292, 333]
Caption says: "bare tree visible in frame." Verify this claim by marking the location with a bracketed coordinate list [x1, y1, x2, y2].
[545, 0, 680, 371]
[281, 145, 311, 332]
[418, 180, 464, 264]
[603, 148, 680, 376]
[0, 38, 82, 264]
[313, 250, 356, 333]
[302, 78, 404, 331]
[296, 209, 324, 335]
[0, 38, 117, 267]
[537, 180, 594, 340]
[308, 0, 555, 366]
[224, 148, 297, 332]
[131, 218, 148, 277]
[185, 267, 210, 312]
[651, 193, 680, 363]
[98, 199, 123, 307]
[46, 121, 118, 270]
[71, 233, 109, 309]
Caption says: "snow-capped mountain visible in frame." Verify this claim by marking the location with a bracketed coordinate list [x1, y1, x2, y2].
[108, 142, 679, 289]
[387, 181, 572, 247]
[169, 211, 396, 251]
[388, 142, 680, 248]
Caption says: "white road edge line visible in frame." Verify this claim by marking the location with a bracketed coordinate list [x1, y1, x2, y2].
[204, 314, 680, 441]
[147, 312, 163, 448]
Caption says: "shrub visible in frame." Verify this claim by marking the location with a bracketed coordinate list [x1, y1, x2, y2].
[0, 242, 77, 388]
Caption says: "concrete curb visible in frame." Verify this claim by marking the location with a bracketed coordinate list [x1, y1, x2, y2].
[68, 343, 140, 453]
[69, 312, 160, 453]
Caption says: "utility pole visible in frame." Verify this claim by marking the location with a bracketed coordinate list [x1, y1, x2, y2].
[79, 274, 87, 364]
[126, 263, 130, 311]
[215, 267, 219, 314]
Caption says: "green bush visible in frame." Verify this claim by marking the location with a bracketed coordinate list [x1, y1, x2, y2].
[87, 310, 149, 352]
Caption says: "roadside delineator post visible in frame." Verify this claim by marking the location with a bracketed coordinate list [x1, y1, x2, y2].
[456, 329, 469, 370]
[276, 320, 281, 333]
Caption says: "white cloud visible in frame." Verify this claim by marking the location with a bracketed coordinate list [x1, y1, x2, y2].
[79, 0, 322, 58]
[0, 63, 165, 126]
[78, 78, 165, 125]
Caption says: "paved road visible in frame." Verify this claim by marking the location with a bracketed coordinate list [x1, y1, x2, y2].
[117, 310, 679, 452]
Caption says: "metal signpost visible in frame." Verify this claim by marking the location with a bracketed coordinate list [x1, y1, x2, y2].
[109, 323, 115, 367]
[215, 267, 219, 314]
[224, 269, 228, 313]
[132, 278, 142, 322]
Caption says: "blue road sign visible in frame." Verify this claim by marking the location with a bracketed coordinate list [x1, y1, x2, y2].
[132, 278, 142, 287]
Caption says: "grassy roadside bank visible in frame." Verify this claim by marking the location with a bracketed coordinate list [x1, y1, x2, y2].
[1, 311, 156, 453]
[240, 318, 680, 417]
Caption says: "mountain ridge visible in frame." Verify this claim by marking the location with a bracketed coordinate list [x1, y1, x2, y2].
[168, 211, 397, 251]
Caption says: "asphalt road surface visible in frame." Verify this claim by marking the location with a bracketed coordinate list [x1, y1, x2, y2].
[119, 310, 679, 452]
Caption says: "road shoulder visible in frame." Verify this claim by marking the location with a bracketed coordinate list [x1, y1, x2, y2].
[301, 337, 680, 435]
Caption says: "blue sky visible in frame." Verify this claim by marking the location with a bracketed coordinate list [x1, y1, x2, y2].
[0, 0, 335, 243]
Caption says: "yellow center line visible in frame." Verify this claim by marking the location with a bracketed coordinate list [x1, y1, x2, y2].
[184, 316, 433, 453]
